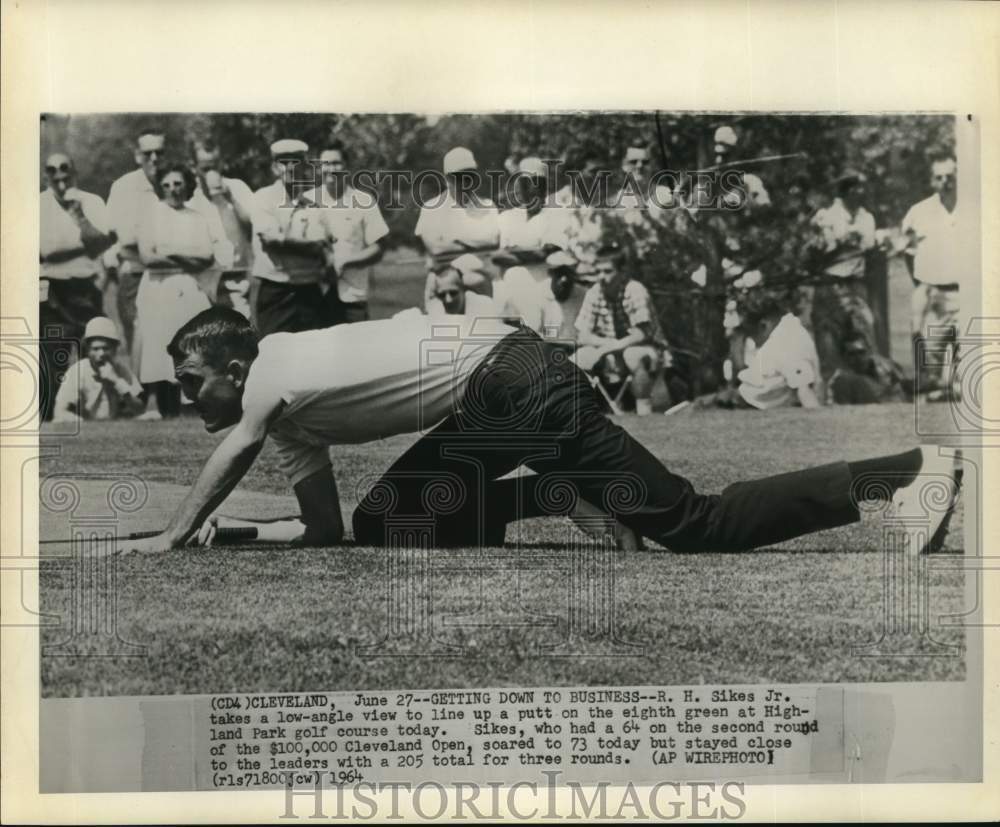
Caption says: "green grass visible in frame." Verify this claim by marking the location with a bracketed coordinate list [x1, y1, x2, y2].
[39, 402, 968, 697]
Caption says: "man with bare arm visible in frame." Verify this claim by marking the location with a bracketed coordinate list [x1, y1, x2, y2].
[117, 306, 961, 559]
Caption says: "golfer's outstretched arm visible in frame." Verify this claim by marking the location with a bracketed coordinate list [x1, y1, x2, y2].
[160, 402, 277, 549]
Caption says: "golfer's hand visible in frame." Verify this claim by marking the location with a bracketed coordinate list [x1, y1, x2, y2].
[190, 516, 220, 548]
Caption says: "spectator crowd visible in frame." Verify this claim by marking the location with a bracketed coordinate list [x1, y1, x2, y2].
[39, 121, 964, 424]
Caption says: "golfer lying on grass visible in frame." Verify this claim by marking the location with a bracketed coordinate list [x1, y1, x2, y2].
[119, 306, 960, 555]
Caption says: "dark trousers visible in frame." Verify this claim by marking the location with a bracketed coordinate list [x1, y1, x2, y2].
[115, 269, 143, 358]
[323, 290, 369, 325]
[39, 277, 103, 421]
[353, 328, 860, 552]
[253, 278, 332, 337]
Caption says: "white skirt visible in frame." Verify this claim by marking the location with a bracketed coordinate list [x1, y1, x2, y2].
[135, 270, 212, 384]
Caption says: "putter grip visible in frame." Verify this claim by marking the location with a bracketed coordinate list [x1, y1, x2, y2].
[126, 527, 259, 542]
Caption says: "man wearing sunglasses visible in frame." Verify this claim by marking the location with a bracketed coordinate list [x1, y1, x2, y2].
[107, 126, 168, 359]
[39, 152, 117, 420]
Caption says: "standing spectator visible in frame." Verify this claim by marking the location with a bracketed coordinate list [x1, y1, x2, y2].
[250, 139, 331, 336]
[497, 157, 564, 254]
[304, 140, 389, 324]
[809, 171, 879, 375]
[494, 156, 569, 317]
[614, 142, 693, 260]
[188, 140, 256, 314]
[573, 244, 670, 415]
[107, 126, 167, 359]
[52, 316, 143, 423]
[900, 156, 960, 394]
[416, 146, 500, 268]
[39, 152, 116, 420]
[552, 141, 608, 276]
[135, 164, 223, 420]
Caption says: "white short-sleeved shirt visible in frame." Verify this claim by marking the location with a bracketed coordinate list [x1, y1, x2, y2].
[738, 313, 820, 410]
[52, 356, 142, 421]
[901, 194, 961, 286]
[303, 185, 390, 303]
[107, 168, 160, 275]
[415, 192, 499, 255]
[40, 188, 111, 280]
[250, 181, 328, 284]
[498, 207, 565, 251]
[811, 198, 876, 278]
[242, 315, 517, 484]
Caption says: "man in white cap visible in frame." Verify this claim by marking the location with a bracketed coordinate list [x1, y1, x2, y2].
[414, 146, 499, 266]
[497, 156, 564, 253]
[107, 126, 168, 358]
[301, 139, 390, 324]
[900, 155, 961, 394]
[250, 138, 332, 336]
[51, 316, 143, 423]
[40, 151, 117, 420]
[492, 156, 573, 325]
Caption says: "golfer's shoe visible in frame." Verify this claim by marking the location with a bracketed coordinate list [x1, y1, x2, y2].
[570, 498, 644, 551]
[890, 446, 963, 555]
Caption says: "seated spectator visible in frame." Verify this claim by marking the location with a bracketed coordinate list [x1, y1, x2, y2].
[426, 266, 499, 318]
[572, 244, 670, 416]
[422, 251, 495, 307]
[737, 298, 821, 410]
[537, 250, 590, 344]
[827, 338, 907, 405]
[51, 317, 143, 423]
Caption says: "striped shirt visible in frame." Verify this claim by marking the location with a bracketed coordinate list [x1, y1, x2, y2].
[575, 279, 667, 347]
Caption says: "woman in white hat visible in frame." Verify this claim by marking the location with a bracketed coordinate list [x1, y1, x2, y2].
[136, 163, 231, 420]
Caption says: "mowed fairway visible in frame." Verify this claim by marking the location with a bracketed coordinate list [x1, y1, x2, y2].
[40, 401, 968, 697]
